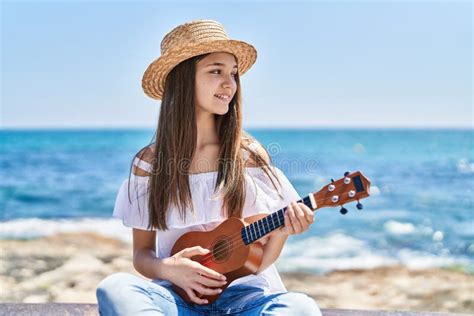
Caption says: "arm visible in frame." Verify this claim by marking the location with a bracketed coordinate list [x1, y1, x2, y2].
[131, 147, 171, 279]
[132, 228, 167, 280]
[130, 147, 226, 304]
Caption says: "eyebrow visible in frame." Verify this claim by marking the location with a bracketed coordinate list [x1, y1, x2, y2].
[205, 62, 238, 68]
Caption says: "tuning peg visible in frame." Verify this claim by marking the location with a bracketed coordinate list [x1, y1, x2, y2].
[331, 178, 335, 183]
[340, 207, 348, 215]
[344, 171, 350, 177]
[356, 202, 363, 210]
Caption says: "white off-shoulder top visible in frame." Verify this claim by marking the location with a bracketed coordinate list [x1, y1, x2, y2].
[112, 143, 301, 294]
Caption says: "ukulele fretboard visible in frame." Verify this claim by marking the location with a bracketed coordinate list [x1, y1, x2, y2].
[241, 195, 314, 245]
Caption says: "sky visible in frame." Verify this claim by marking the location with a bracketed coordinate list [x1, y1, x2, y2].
[1, 0, 472, 129]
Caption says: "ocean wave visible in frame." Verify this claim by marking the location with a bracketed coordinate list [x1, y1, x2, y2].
[457, 158, 474, 174]
[277, 232, 472, 273]
[278, 233, 397, 272]
[1, 218, 472, 273]
[0, 218, 131, 243]
[369, 185, 381, 196]
[398, 248, 472, 269]
[383, 220, 439, 240]
[384, 220, 416, 235]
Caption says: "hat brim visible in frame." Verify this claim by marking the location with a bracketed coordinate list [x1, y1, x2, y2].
[142, 39, 257, 100]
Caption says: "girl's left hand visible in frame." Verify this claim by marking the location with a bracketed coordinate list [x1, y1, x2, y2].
[279, 201, 315, 236]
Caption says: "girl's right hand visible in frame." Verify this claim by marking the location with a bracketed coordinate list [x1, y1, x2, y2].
[161, 246, 227, 305]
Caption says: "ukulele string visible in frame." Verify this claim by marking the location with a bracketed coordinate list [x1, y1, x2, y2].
[197, 194, 340, 266]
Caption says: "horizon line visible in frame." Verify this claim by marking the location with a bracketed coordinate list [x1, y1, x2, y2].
[1, 126, 473, 131]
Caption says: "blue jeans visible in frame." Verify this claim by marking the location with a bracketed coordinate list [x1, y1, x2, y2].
[97, 272, 321, 315]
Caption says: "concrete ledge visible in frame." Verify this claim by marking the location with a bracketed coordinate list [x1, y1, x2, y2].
[0, 303, 469, 316]
[1, 303, 98, 315]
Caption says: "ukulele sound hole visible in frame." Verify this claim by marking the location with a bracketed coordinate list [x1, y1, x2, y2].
[211, 237, 232, 263]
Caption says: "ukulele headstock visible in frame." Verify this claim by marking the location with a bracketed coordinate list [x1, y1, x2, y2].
[312, 171, 371, 215]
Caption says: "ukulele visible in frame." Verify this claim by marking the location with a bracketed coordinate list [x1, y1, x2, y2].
[170, 170, 371, 304]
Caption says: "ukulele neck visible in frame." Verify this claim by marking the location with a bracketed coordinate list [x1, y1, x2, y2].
[241, 195, 315, 245]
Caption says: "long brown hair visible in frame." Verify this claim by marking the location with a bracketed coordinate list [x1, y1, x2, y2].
[133, 53, 281, 230]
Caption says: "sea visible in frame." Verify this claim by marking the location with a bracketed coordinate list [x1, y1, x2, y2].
[1, 128, 473, 274]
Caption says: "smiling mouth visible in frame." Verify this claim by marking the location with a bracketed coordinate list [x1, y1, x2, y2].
[214, 94, 231, 102]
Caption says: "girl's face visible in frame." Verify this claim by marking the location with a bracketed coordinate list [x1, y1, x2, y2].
[194, 52, 238, 116]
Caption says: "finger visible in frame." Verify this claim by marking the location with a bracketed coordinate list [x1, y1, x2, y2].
[285, 203, 297, 234]
[198, 275, 227, 288]
[194, 282, 223, 296]
[300, 203, 315, 223]
[259, 235, 270, 245]
[282, 211, 291, 234]
[198, 265, 226, 281]
[295, 203, 310, 230]
[183, 246, 210, 258]
[185, 288, 208, 305]
[289, 202, 303, 233]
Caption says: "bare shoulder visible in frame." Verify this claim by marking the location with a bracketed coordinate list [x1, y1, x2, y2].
[136, 144, 155, 162]
[133, 144, 155, 176]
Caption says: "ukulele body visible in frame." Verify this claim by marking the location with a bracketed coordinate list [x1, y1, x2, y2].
[167, 170, 372, 305]
[170, 215, 265, 304]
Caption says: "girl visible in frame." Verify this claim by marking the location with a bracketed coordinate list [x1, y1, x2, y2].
[97, 19, 321, 315]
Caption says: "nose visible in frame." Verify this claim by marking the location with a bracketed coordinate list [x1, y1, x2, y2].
[222, 73, 236, 90]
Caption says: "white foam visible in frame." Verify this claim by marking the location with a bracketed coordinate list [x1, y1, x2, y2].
[370, 185, 381, 196]
[276, 232, 473, 273]
[282, 233, 366, 258]
[0, 218, 132, 243]
[384, 220, 446, 241]
[432, 230, 444, 242]
[398, 248, 471, 270]
[457, 158, 474, 174]
[277, 233, 397, 273]
[384, 220, 416, 235]
[277, 254, 398, 272]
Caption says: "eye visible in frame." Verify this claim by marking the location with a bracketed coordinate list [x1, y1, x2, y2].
[211, 69, 238, 78]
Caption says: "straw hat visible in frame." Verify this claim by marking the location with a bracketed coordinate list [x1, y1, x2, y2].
[142, 19, 257, 100]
